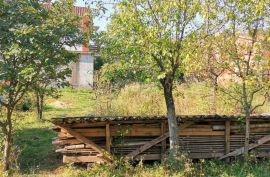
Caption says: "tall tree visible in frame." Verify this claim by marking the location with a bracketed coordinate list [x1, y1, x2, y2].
[0, 0, 88, 171]
[103, 0, 204, 154]
[206, 0, 270, 159]
[187, 0, 226, 114]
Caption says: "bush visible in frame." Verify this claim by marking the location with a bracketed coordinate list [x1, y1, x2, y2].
[16, 97, 33, 112]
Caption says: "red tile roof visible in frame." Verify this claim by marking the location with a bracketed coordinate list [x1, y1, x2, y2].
[43, 3, 88, 16]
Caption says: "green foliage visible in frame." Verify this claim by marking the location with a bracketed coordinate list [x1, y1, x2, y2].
[201, 1, 270, 114]
[0, 0, 89, 106]
[94, 56, 104, 71]
[0, 0, 90, 171]
[100, 0, 205, 84]
[0, 87, 269, 176]
[56, 159, 270, 177]
[162, 150, 194, 175]
[20, 97, 33, 112]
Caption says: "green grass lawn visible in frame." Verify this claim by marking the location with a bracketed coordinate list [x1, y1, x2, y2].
[1, 84, 270, 176]
[11, 88, 95, 174]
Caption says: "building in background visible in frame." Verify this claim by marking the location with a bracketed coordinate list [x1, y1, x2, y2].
[44, 3, 94, 88]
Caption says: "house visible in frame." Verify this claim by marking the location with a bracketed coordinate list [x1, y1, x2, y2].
[44, 3, 94, 88]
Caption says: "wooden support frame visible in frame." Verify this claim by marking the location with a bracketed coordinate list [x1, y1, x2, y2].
[126, 121, 193, 159]
[106, 124, 111, 153]
[126, 132, 170, 159]
[161, 122, 166, 154]
[225, 120, 230, 162]
[219, 134, 270, 160]
[55, 123, 113, 162]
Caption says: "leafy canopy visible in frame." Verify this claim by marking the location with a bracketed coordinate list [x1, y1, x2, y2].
[102, 0, 204, 83]
[0, 0, 89, 108]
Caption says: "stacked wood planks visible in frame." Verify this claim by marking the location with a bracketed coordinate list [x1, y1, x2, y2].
[51, 115, 270, 163]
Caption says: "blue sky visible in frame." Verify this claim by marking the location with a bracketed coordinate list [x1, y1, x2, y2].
[75, 0, 114, 31]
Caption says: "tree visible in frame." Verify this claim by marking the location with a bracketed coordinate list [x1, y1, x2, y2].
[34, 78, 66, 120]
[206, 0, 270, 159]
[189, 34, 227, 114]
[102, 0, 204, 154]
[0, 0, 88, 171]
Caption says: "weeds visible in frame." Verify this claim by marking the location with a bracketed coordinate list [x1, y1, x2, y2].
[1, 84, 270, 176]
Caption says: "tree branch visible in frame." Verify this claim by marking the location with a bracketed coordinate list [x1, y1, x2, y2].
[251, 92, 269, 113]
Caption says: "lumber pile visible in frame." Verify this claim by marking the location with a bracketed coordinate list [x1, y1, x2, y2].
[51, 115, 270, 163]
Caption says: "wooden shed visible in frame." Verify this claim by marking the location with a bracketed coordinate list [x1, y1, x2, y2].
[51, 115, 270, 163]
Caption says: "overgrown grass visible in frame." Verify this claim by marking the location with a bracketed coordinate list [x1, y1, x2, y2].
[21, 159, 270, 177]
[1, 83, 270, 176]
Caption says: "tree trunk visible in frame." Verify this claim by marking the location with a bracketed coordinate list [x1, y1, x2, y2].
[36, 92, 44, 120]
[244, 111, 250, 160]
[211, 79, 218, 114]
[3, 109, 13, 172]
[162, 75, 179, 155]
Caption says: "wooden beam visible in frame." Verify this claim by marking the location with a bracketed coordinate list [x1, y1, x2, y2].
[189, 152, 224, 159]
[161, 122, 166, 154]
[179, 121, 194, 130]
[55, 123, 112, 162]
[106, 124, 111, 153]
[126, 132, 169, 159]
[56, 148, 97, 154]
[63, 155, 105, 163]
[126, 121, 194, 159]
[59, 128, 225, 138]
[52, 138, 80, 145]
[135, 154, 161, 161]
[225, 120, 230, 162]
[219, 134, 270, 160]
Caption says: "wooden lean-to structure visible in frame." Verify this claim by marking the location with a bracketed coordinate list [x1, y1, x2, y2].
[51, 115, 270, 163]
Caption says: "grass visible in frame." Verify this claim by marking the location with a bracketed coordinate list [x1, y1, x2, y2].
[1, 83, 270, 176]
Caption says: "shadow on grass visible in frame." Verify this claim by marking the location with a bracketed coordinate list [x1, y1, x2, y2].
[14, 127, 62, 173]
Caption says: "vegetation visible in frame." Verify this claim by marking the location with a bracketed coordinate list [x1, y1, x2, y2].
[204, 0, 270, 159]
[101, 0, 208, 155]
[0, 86, 270, 176]
[0, 0, 89, 172]
[0, 0, 270, 176]
[98, 0, 270, 161]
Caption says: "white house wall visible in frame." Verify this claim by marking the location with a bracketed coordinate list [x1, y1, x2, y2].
[70, 53, 94, 88]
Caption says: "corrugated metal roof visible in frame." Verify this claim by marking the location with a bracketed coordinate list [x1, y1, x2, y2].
[50, 114, 270, 124]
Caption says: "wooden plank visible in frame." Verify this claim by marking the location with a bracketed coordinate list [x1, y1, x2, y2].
[126, 132, 169, 159]
[219, 134, 270, 160]
[52, 138, 81, 145]
[213, 123, 270, 131]
[179, 131, 224, 136]
[180, 121, 194, 130]
[65, 144, 85, 149]
[63, 155, 105, 163]
[68, 120, 166, 128]
[122, 121, 195, 159]
[59, 129, 225, 138]
[225, 120, 230, 162]
[189, 152, 224, 159]
[106, 124, 111, 153]
[60, 126, 162, 137]
[56, 148, 97, 154]
[161, 122, 166, 154]
[135, 154, 161, 161]
[55, 123, 112, 162]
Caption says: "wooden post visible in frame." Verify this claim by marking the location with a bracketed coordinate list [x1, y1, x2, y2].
[161, 122, 166, 154]
[106, 124, 111, 153]
[225, 120, 230, 162]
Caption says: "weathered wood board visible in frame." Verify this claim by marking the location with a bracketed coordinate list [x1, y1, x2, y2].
[51, 115, 270, 163]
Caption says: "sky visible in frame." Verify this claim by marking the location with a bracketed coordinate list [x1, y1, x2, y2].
[75, 0, 114, 31]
